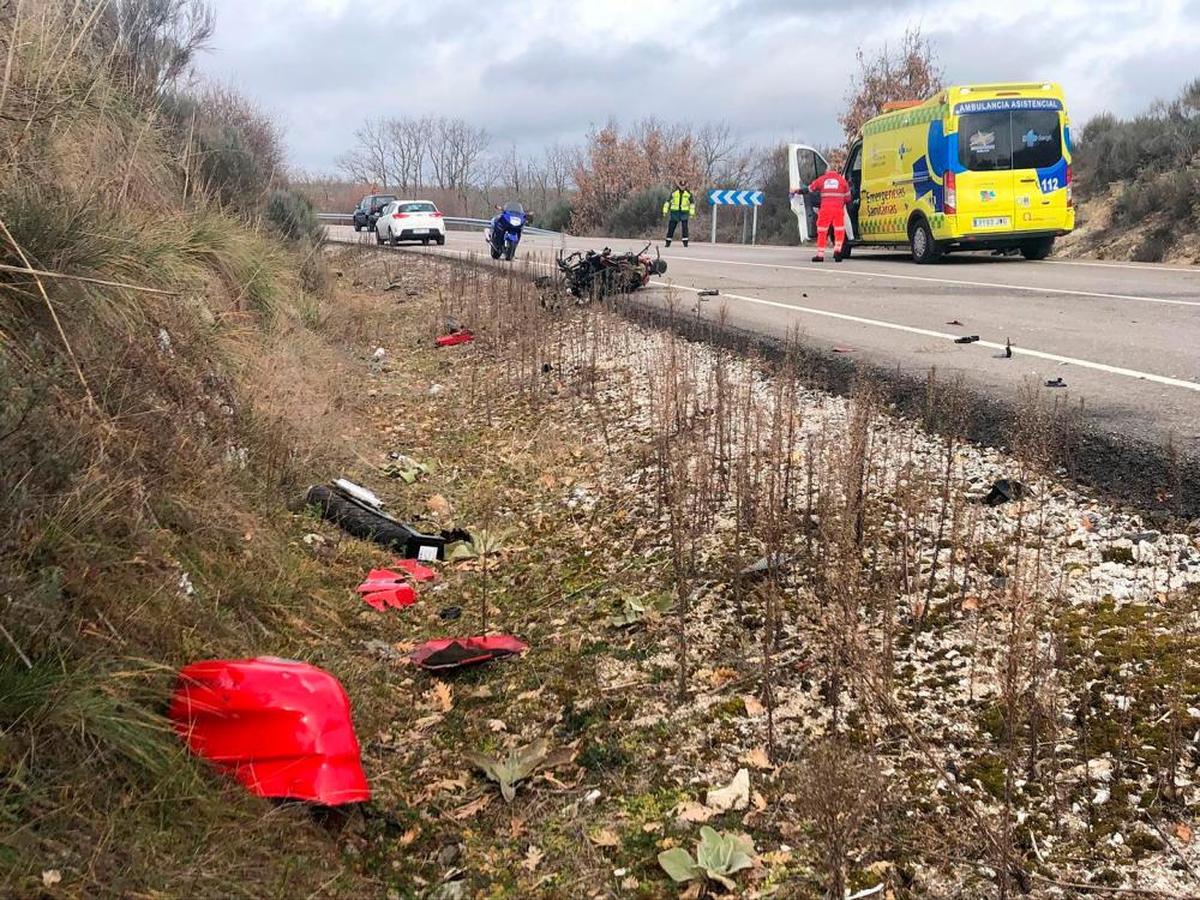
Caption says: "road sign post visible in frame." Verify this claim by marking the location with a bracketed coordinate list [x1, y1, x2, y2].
[706, 190, 765, 244]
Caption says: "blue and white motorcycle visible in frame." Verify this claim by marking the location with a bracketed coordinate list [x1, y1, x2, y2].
[486, 202, 529, 261]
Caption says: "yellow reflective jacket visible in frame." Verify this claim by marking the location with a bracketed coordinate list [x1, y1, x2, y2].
[662, 189, 695, 216]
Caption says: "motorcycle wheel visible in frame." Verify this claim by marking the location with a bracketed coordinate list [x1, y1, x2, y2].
[504, 243, 516, 261]
[490, 248, 501, 260]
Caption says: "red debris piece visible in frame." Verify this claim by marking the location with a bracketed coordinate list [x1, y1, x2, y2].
[435, 329, 474, 348]
[409, 635, 529, 671]
[169, 657, 370, 805]
[392, 559, 439, 582]
[361, 585, 417, 610]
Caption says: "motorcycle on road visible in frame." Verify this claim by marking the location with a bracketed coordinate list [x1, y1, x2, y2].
[486, 202, 529, 261]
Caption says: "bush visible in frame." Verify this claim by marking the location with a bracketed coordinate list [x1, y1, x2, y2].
[605, 187, 669, 237]
[540, 200, 573, 233]
[266, 188, 323, 243]
[1075, 80, 1200, 197]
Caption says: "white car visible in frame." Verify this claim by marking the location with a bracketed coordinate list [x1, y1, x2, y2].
[374, 200, 447, 246]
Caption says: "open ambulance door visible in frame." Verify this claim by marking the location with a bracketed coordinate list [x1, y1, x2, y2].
[787, 143, 856, 244]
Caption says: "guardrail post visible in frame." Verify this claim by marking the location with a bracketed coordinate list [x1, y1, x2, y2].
[710, 206, 717, 245]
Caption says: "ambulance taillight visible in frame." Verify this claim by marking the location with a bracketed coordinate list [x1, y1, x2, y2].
[944, 170, 957, 215]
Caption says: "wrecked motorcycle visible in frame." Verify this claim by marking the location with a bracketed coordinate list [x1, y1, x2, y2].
[551, 243, 667, 300]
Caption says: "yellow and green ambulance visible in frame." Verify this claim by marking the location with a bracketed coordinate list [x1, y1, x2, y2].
[789, 82, 1075, 263]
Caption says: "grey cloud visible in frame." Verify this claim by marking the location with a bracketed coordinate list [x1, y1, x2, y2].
[196, 0, 1200, 174]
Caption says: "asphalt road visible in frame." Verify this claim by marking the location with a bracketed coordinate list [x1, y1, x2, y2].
[329, 224, 1200, 494]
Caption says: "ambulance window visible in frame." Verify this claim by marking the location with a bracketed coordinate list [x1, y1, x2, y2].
[958, 112, 1012, 172]
[1011, 110, 1062, 169]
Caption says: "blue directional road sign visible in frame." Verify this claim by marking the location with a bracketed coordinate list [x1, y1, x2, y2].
[707, 189, 764, 206]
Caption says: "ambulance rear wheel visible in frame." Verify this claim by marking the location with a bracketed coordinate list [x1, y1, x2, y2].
[908, 218, 942, 264]
[1020, 237, 1055, 260]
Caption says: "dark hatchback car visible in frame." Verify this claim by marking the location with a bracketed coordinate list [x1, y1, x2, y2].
[352, 194, 397, 232]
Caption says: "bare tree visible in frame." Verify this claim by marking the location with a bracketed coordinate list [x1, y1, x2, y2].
[543, 143, 574, 198]
[697, 121, 738, 186]
[337, 117, 391, 188]
[839, 26, 944, 144]
[100, 0, 214, 100]
[385, 116, 429, 193]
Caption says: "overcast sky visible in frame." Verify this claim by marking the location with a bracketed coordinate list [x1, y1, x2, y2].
[196, 0, 1200, 176]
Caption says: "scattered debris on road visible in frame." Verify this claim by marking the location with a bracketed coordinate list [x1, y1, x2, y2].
[953, 335, 980, 344]
[946, 319, 964, 326]
[1045, 377, 1067, 388]
[1005, 337, 1013, 358]
[832, 346, 856, 353]
[697, 289, 720, 298]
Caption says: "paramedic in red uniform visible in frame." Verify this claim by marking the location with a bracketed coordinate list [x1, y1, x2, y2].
[799, 170, 851, 262]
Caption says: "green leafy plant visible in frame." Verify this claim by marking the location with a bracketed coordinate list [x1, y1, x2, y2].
[445, 527, 507, 561]
[609, 593, 672, 628]
[465, 738, 550, 802]
[657, 826, 755, 890]
[382, 456, 434, 483]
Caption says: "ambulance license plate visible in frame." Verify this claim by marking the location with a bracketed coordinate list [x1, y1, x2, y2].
[972, 216, 1010, 228]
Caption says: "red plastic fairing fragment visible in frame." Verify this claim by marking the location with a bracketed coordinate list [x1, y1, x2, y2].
[435, 330, 474, 347]
[361, 585, 417, 610]
[169, 657, 370, 805]
[409, 635, 528, 671]
[392, 559, 439, 582]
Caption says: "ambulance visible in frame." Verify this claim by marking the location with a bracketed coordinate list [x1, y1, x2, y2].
[789, 83, 1075, 263]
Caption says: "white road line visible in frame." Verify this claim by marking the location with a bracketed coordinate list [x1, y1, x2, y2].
[651, 281, 1200, 393]
[330, 232, 1200, 393]
[659, 254, 1200, 308]
[1044, 258, 1199, 274]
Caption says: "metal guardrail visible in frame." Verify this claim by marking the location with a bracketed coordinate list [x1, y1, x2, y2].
[317, 212, 563, 238]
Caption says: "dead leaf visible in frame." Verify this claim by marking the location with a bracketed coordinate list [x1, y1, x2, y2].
[620, 876, 639, 891]
[451, 794, 493, 820]
[676, 801, 715, 823]
[641, 822, 662, 833]
[761, 850, 793, 866]
[413, 713, 444, 731]
[742, 695, 765, 717]
[961, 596, 980, 612]
[751, 791, 768, 811]
[42, 870, 62, 888]
[709, 667, 739, 687]
[427, 681, 453, 713]
[537, 473, 557, 490]
[741, 747, 772, 770]
[680, 882, 704, 900]
[487, 719, 507, 732]
[399, 827, 421, 846]
[517, 686, 545, 702]
[589, 828, 621, 847]
[910, 598, 927, 619]
[522, 846, 544, 872]
[426, 494, 453, 518]
[1174, 823, 1194, 845]
[706, 768, 750, 812]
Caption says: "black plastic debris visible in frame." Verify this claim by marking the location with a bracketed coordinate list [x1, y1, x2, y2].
[698, 289, 720, 298]
[983, 479, 1031, 507]
[954, 335, 980, 344]
[1005, 338, 1012, 359]
[946, 319, 964, 326]
[305, 482, 448, 560]
[438, 606, 463, 621]
[1045, 377, 1066, 388]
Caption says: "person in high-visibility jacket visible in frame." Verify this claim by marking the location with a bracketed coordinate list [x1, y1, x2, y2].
[661, 180, 695, 248]
[799, 170, 851, 262]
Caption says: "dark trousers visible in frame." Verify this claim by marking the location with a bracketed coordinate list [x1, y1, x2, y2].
[666, 212, 689, 241]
